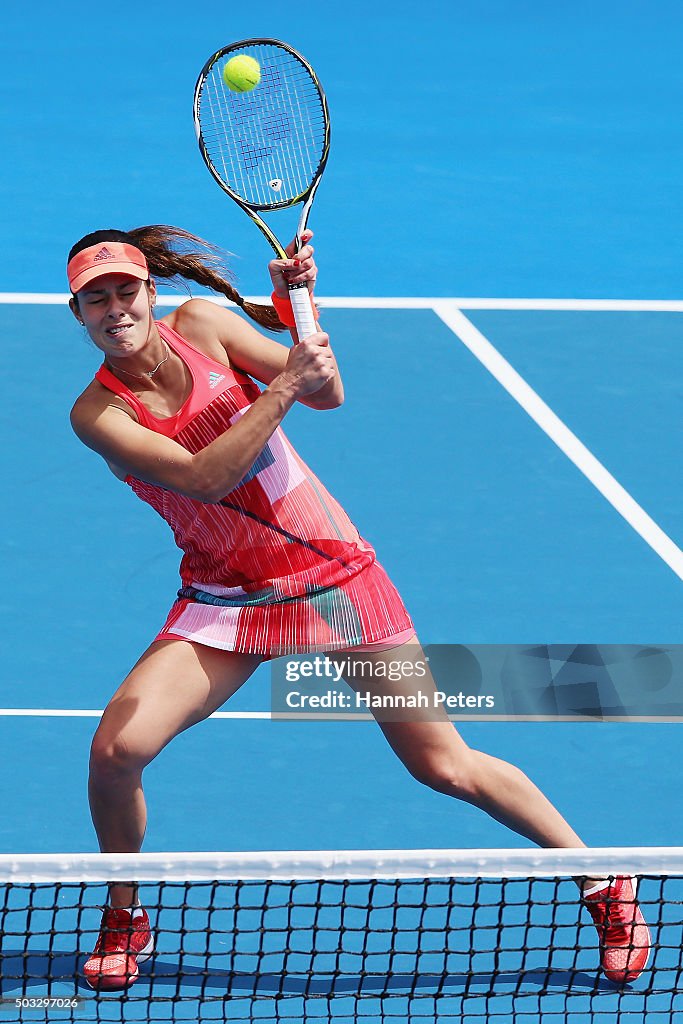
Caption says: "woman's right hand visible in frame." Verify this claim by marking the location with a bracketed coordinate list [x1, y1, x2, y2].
[278, 331, 336, 396]
[269, 230, 316, 298]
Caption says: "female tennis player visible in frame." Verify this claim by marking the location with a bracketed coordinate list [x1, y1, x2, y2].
[67, 225, 649, 990]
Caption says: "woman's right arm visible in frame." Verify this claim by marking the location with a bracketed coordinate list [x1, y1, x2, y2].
[71, 345, 334, 503]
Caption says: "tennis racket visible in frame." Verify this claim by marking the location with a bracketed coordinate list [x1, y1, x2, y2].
[193, 38, 331, 340]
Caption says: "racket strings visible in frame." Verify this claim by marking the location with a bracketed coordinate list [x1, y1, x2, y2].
[197, 43, 327, 208]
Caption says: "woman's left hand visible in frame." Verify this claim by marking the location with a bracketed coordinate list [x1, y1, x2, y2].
[268, 229, 316, 298]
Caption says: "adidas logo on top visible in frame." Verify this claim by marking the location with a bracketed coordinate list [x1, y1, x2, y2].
[209, 372, 226, 389]
[93, 246, 115, 261]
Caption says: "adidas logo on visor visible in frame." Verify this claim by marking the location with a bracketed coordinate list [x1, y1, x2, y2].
[209, 372, 226, 389]
[93, 247, 115, 261]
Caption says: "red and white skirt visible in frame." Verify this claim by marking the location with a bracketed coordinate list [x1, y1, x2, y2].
[155, 560, 415, 659]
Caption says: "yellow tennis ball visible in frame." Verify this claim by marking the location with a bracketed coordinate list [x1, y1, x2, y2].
[223, 55, 261, 93]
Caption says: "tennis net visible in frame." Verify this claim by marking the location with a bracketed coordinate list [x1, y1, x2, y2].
[0, 847, 682, 1022]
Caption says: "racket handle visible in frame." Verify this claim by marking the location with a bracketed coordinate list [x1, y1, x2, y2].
[289, 283, 317, 341]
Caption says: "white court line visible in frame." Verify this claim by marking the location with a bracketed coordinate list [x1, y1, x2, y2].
[0, 708, 270, 719]
[5, 294, 680, 579]
[0, 296, 674, 725]
[2, 292, 683, 311]
[433, 302, 683, 582]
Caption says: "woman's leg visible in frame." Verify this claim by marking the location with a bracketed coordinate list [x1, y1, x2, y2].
[328, 634, 650, 980]
[329, 634, 585, 850]
[89, 638, 262, 904]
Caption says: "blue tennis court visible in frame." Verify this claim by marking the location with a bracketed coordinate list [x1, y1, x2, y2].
[1, 2, 682, 1022]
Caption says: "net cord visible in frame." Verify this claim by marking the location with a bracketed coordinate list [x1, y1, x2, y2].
[2, 847, 683, 884]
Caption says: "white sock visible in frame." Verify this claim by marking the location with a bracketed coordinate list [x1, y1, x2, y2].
[583, 879, 613, 897]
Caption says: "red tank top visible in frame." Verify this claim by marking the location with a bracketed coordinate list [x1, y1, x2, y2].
[94, 320, 376, 603]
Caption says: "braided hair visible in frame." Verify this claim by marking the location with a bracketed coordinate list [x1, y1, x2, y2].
[68, 225, 285, 332]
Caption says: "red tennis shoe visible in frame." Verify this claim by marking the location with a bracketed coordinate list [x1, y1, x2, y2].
[582, 876, 651, 982]
[83, 906, 154, 990]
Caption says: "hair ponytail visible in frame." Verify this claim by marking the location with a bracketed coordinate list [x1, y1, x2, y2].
[69, 224, 287, 332]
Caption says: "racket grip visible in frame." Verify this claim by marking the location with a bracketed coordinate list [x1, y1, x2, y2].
[289, 283, 318, 341]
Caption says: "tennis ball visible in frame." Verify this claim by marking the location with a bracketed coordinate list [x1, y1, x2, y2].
[223, 55, 261, 93]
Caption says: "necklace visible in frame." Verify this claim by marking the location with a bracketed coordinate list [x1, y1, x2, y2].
[107, 340, 170, 381]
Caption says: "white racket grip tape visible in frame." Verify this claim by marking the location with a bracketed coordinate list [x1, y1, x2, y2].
[289, 283, 317, 341]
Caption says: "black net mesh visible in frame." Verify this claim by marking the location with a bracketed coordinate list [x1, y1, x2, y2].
[0, 862, 681, 1022]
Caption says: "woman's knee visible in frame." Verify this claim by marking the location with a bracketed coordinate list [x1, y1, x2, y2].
[89, 729, 147, 782]
[409, 749, 480, 802]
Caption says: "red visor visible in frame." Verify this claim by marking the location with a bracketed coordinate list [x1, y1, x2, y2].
[67, 242, 149, 294]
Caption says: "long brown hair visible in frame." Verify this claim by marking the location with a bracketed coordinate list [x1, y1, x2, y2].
[68, 225, 286, 332]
